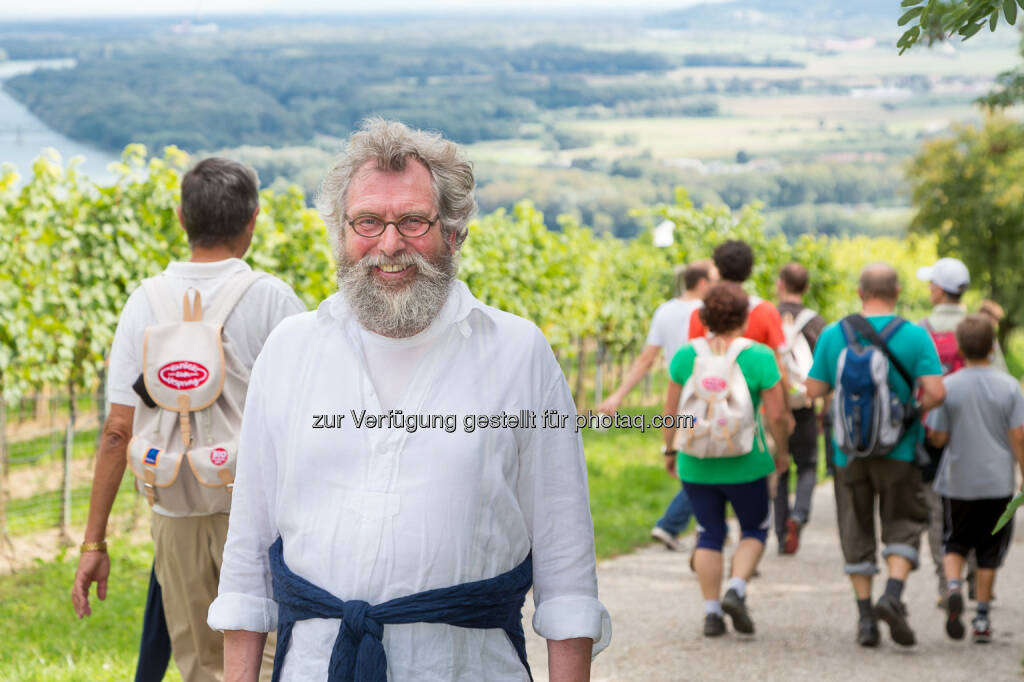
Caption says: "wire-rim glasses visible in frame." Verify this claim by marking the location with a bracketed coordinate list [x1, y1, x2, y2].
[345, 213, 440, 238]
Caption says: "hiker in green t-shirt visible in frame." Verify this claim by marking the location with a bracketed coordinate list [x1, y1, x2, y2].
[662, 282, 792, 638]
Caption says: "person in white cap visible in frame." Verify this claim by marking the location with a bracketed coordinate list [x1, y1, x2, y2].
[916, 257, 1006, 608]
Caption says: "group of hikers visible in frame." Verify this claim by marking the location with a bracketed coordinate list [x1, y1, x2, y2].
[66, 117, 1022, 682]
[601, 240, 1024, 647]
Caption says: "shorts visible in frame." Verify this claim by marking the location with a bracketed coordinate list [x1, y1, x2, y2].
[682, 477, 771, 551]
[943, 496, 1014, 569]
[834, 457, 929, 575]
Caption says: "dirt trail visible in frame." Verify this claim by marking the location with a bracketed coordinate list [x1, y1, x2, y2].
[524, 483, 1024, 681]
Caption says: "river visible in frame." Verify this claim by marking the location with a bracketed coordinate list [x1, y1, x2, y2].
[0, 59, 119, 186]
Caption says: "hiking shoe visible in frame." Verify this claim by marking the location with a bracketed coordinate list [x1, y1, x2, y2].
[722, 588, 755, 634]
[651, 526, 684, 552]
[857, 617, 880, 647]
[873, 595, 916, 647]
[782, 518, 802, 555]
[945, 590, 965, 640]
[703, 613, 726, 637]
[972, 616, 992, 644]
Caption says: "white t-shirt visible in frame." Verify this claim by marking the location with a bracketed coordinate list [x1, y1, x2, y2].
[358, 319, 450, 413]
[644, 297, 703, 368]
[208, 280, 611, 681]
[107, 258, 305, 516]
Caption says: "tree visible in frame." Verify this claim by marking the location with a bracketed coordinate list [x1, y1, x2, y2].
[897, 0, 1023, 53]
[906, 116, 1024, 345]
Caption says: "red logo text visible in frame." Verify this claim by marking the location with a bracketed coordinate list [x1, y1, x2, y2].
[158, 361, 210, 390]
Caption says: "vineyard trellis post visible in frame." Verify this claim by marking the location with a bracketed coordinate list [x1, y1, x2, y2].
[59, 380, 77, 546]
[0, 377, 12, 557]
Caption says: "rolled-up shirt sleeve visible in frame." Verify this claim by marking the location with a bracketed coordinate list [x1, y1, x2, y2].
[208, 349, 280, 632]
[517, 337, 611, 657]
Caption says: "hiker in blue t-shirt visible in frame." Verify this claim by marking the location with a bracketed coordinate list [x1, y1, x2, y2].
[806, 263, 945, 648]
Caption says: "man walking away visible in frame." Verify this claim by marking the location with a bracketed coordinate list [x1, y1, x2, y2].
[73, 158, 304, 681]
[598, 261, 716, 552]
[806, 263, 944, 648]
[917, 257, 1006, 605]
[774, 263, 826, 555]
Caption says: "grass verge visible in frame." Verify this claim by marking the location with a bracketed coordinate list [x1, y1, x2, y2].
[0, 541, 182, 681]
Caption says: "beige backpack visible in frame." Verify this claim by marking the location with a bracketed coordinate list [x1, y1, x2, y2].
[126, 271, 265, 515]
[673, 336, 757, 458]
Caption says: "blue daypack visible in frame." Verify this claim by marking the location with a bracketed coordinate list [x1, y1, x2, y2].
[833, 315, 919, 459]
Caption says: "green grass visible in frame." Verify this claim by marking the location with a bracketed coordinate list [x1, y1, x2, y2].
[0, 541, 182, 682]
[8, 427, 100, 469]
[7, 474, 137, 536]
[582, 405, 681, 558]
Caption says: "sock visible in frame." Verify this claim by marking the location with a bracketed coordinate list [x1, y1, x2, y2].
[857, 598, 873, 620]
[977, 602, 990, 618]
[728, 577, 747, 598]
[946, 578, 963, 593]
[704, 600, 723, 616]
[883, 578, 904, 602]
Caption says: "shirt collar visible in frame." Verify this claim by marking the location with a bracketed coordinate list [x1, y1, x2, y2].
[164, 258, 251, 279]
[316, 279, 490, 337]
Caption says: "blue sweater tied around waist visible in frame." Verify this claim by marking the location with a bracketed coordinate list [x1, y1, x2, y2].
[268, 537, 533, 681]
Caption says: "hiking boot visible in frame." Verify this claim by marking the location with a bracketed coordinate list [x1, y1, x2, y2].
[722, 588, 755, 634]
[972, 616, 992, 644]
[783, 517, 802, 555]
[651, 526, 684, 552]
[703, 613, 726, 637]
[857, 617, 880, 647]
[873, 594, 916, 647]
[945, 590, 965, 640]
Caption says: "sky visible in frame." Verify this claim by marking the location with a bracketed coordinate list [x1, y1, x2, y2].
[1, 0, 721, 19]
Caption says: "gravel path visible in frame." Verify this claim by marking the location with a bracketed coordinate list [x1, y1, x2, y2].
[524, 482, 1024, 681]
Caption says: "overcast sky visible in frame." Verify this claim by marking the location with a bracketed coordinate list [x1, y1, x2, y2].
[2, 0, 718, 19]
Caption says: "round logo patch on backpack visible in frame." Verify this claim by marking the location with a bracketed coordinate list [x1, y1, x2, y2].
[158, 361, 210, 390]
[210, 447, 229, 466]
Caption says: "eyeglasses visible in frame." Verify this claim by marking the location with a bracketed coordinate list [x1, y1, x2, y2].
[345, 213, 440, 238]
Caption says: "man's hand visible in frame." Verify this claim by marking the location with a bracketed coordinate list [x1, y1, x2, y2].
[71, 403, 132, 619]
[72, 550, 110, 618]
[596, 395, 620, 416]
[664, 452, 678, 479]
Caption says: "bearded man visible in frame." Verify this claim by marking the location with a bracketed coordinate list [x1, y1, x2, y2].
[207, 119, 610, 682]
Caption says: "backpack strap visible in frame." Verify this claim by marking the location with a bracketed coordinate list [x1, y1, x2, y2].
[843, 314, 915, 393]
[204, 271, 268, 325]
[725, 337, 754, 365]
[140, 277, 183, 325]
[792, 308, 817, 335]
[691, 337, 711, 357]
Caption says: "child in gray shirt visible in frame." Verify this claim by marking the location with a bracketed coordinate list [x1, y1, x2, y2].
[926, 314, 1024, 644]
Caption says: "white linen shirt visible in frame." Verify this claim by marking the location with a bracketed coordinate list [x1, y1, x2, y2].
[208, 280, 611, 681]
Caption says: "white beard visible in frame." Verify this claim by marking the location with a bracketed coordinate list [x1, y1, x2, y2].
[336, 246, 458, 338]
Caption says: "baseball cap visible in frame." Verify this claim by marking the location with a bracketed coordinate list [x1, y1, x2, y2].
[916, 257, 969, 295]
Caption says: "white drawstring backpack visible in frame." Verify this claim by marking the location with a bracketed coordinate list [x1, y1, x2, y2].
[126, 271, 266, 514]
[674, 336, 757, 458]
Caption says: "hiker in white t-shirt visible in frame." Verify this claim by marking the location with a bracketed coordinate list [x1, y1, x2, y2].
[598, 260, 717, 552]
[72, 158, 305, 681]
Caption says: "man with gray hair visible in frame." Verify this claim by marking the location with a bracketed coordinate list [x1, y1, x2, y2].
[806, 263, 944, 649]
[209, 119, 610, 681]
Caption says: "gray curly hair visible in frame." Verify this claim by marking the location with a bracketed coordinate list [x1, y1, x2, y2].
[316, 118, 476, 250]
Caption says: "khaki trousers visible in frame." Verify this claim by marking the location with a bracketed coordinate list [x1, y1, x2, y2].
[152, 512, 276, 681]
